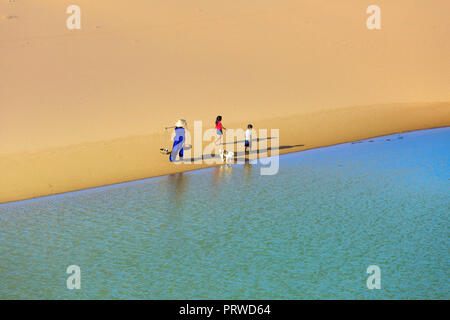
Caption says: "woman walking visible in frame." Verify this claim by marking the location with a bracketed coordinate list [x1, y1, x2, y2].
[169, 119, 187, 162]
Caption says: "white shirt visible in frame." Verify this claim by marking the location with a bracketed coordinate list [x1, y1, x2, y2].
[245, 129, 252, 141]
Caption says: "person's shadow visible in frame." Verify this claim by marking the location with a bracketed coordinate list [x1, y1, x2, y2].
[186, 137, 305, 163]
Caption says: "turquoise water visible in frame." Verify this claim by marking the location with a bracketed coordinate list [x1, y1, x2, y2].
[1, 128, 449, 299]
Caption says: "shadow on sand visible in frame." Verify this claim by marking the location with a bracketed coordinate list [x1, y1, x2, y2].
[177, 139, 305, 163]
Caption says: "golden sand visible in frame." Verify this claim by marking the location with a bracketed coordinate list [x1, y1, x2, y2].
[1, 1, 449, 203]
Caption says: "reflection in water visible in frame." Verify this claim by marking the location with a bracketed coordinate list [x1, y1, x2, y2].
[243, 163, 253, 183]
[165, 172, 187, 210]
[212, 166, 221, 188]
[212, 165, 234, 189]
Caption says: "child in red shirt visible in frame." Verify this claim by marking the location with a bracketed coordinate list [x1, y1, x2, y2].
[215, 115, 226, 145]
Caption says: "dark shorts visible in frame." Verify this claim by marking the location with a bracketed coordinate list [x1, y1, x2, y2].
[245, 140, 250, 147]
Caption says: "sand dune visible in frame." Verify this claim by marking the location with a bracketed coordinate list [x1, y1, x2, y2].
[1, 1, 449, 203]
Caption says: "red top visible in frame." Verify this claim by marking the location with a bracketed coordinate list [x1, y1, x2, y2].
[215, 121, 223, 130]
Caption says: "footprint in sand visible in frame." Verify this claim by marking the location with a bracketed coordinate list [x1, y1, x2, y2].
[0, 15, 18, 20]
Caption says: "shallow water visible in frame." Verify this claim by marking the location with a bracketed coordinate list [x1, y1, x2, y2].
[1, 128, 449, 299]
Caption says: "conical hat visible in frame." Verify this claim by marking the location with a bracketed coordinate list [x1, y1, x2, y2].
[175, 119, 187, 127]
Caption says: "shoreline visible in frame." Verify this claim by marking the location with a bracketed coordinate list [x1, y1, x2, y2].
[1, 124, 448, 206]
